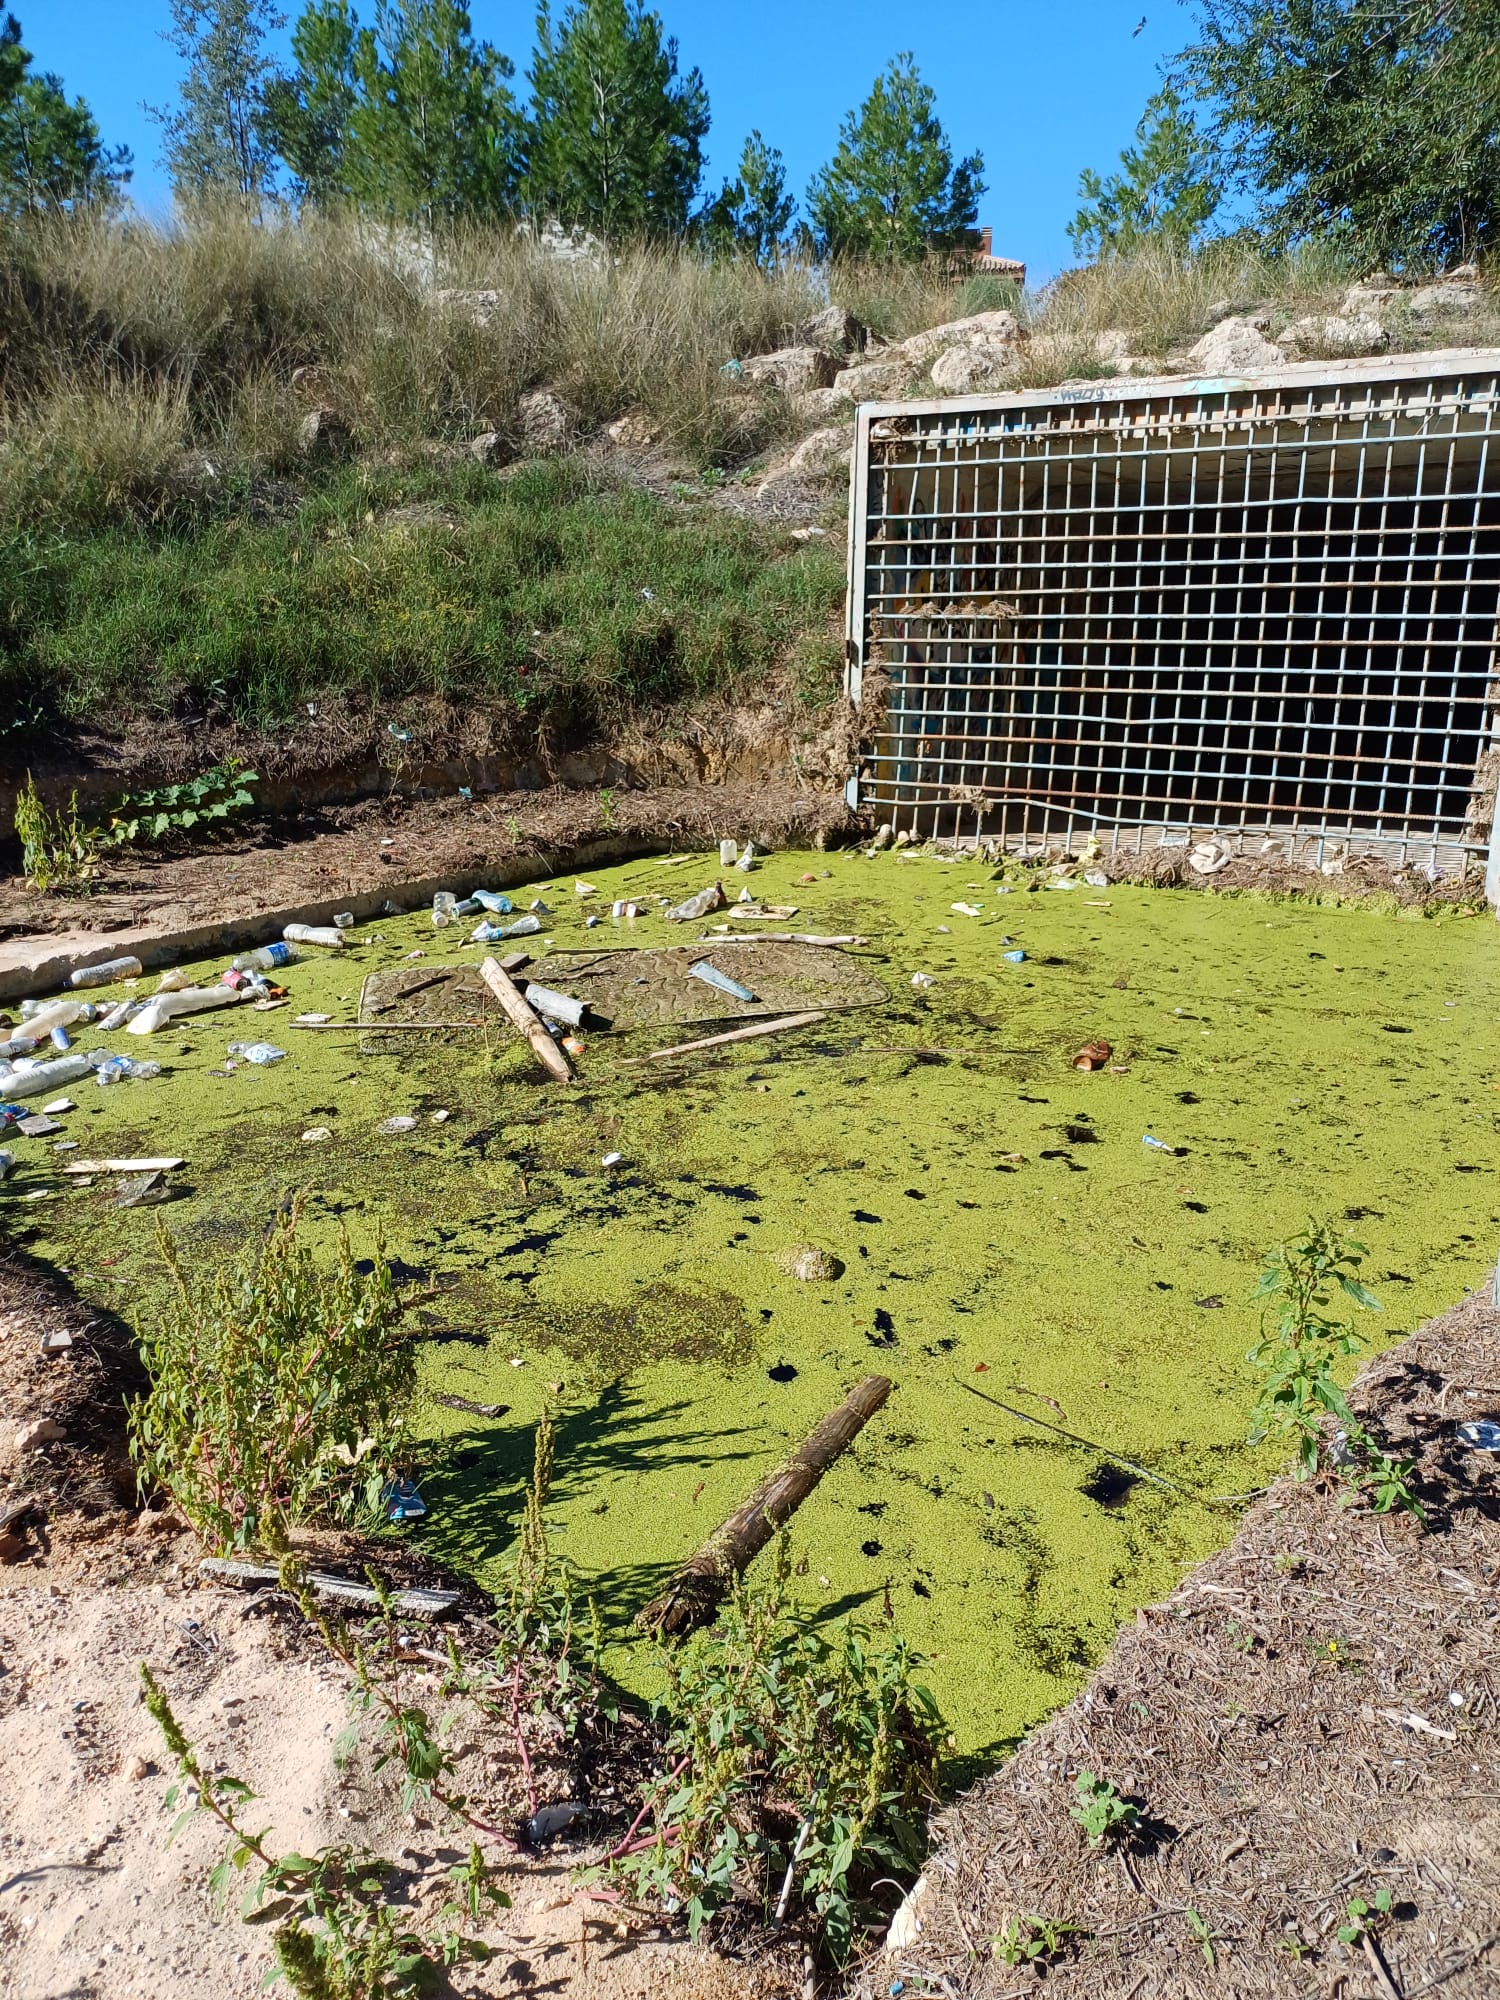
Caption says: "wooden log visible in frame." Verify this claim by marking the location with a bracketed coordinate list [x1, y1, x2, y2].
[636, 1374, 892, 1637]
[199, 1557, 460, 1618]
[622, 1010, 827, 1065]
[63, 1156, 184, 1175]
[478, 956, 572, 1082]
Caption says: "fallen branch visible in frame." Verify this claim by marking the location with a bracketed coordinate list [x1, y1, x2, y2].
[694, 932, 868, 946]
[637, 1374, 892, 1637]
[478, 956, 572, 1082]
[621, 1010, 827, 1065]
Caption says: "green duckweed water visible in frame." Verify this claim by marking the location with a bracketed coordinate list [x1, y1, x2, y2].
[13, 850, 1499, 1756]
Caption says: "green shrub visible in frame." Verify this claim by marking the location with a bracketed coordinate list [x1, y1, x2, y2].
[128, 1195, 415, 1551]
[954, 273, 1023, 316]
[12, 772, 100, 891]
[605, 1536, 946, 1964]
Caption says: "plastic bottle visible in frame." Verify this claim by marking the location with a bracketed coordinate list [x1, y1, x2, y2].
[49, 1025, 72, 1051]
[127, 987, 245, 1034]
[15, 1000, 84, 1043]
[523, 985, 585, 1028]
[432, 891, 457, 929]
[68, 955, 143, 989]
[719, 837, 738, 865]
[472, 913, 541, 942]
[97, 997, 141, 1032]
[3, 1053, 96, 1099]
[231, 942, 298, 973]
[95, 1054, 162, 1086]
[471, 890, 513, 915]
[226, 1041, 287, 1066]
[282, 924, 345, 950]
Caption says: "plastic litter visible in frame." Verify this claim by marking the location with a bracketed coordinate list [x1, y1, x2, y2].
[302, 1127, 333, 1144]
[1142, 1134, 1174, 1152]
[1189, 838, 1233, 875]
[666, 882, 727, 923]
[601, 1151, 623, 1168]
[735, 842, 756, 873]
[48, 1026, 72, 1051]
[951, 902, 982, 916]
[96, 1055, 162, 1086]
[432, 891, 458, 929]
[232, 943, 297, 973]
[68, 955, 143, 989]
[282, 924, 346, 949]
[41, 1098, 74, 1115]
[226, 1041, 287, 1066]
[4, 1054, 99, 1100]
[910, 972, 934, 990]
[157, 968, 196, 992]
[524, 985, 585, 1029]
[611, 899, 641, 920]
[525, 1801, 590, 1844]
[719, 837, 738, 865]
[471, 890, 514, 915]
[128, 987, 244, 1033]
[689, 961, 755, 1002]
[383, 1476, 426, 1522]
[0, 1150, 16, 1179]
[574, 879, 595, 897]
[1456, 1420, 1500, 1451]
[333, 911, 355, 929]
[471, 913, 542, 942]
[1002, 949, 1027, 964]
[17, 1114, 61, 1137]
[15, 1000, 84, 1044]
[1083, 868, 1109, 888]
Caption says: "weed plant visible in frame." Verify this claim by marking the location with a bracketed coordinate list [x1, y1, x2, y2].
[603, 1533, 946, 1964]
[1069, 1771, 1140, 1848]
[128, 1195, 415, 1551]
[1248, 1221, 1424, 1521]
[12, 773, 100, 890]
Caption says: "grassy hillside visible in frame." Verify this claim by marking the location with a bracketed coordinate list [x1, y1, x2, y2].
[2, 213, 1492, 762]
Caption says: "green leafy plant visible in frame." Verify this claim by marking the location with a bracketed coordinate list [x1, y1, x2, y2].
[1248, 1222, 1424, 1523]
[141, 1662, 505, 1998]
[597, 786, 616, 830]
[1069, 1771, 1140, 1848]
[1338, 1887, 1393, 1945]
[13, 773, 101, 891]
[98, 756, 257, 849]
[602, 1534, 945, 1964]
[127, 1194, 416, 1551]
[1185, 1905, 1221, 1968]
[993, 1913, 1081, 1966]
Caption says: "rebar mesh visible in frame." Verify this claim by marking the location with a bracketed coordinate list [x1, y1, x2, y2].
[847, 357, 1500, 870]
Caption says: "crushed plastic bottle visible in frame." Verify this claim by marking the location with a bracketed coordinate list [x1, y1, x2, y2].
[1002, 949, 1027, 964]
[95, 1054, 162, 1086]
[282, 924, 345, 949]
[333, 911, 355, 929]
[68, 955, 143, 989]
[232, 942, 297, 973]
[471, 890, 514, 915]
[226, 1041, 288, 1066]
[382, 1476, 426, 1522]
[127, 987, 246, 1034]
[666, 882, 727, 923]
[3, 1053, 97, 1099]
[472, 914, 541, 942]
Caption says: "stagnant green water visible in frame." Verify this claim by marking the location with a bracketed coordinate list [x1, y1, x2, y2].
[13, 850, 1498, 1754]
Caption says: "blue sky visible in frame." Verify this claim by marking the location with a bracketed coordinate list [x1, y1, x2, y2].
[22, 1, 1187, 280]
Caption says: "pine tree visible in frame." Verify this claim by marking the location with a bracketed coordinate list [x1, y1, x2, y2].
[807, 54, 984, 261]
[1068, 85, 1219, 259]
[260, 0, 360, 205]
[0, 12, 130, 217]
[150, 0, 286, 206]
[702, 129, 793, 262]
[524, 0, 710, 239]
[347, 1, 521, 225]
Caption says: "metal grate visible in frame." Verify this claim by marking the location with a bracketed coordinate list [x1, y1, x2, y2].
[844, 352, 1500, 886]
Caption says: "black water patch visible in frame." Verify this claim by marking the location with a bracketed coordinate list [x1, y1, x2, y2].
[768, 1361, 798, 1383]
[1177, 1091, 1202, 1104]
[1083, 1463, 1140, 1509]
[1063, 1123, 1100, 1144]
[912, 1578, 931, 1598]
[866, 1308, 898, 1349]
[497, 1231, 563, 1260]
[1381, 1024, 1413, 1034]
[861, 1539, 883, 1557]
[853, 1209, 882, 1224]
[904, 1188, 927, 1200]
[858, 1500, 887, 1517]
[1040, 1150, 1087, 1171]
[699, 1182, 760, 1201]
[1183, 1200, 1209, 1213]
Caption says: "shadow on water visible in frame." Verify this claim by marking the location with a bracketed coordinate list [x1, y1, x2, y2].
[418, 1381, 772, 1612]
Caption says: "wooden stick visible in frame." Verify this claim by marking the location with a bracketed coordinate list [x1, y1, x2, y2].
[478, 956, 572, 1083]
[292, 1019, 485, 1032]
[693, 933, 868, 946]
[199, 1557, 459, 1618]
[622, 1011, 827, 1065]
[636, 1374, 892, 1637]
[63, 1156, 184, 1175]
